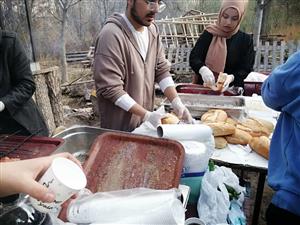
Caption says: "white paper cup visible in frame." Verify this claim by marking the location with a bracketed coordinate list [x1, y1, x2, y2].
[30, 157, 87, 213]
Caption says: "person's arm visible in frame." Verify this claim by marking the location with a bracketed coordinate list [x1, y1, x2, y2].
[113, 94, 164, 128]
[262, 51, 300, 118]
[151, 29, 193, 123]
[189, 30, 212, 81]
[163, 86, 193, 123]
[229, 33, 255, 87]
[0, 33, 36, 115]
[0, 153, 81, 202]
[93, 25, 130, 106]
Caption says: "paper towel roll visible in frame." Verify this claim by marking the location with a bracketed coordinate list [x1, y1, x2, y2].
[157, 124, 212, 142]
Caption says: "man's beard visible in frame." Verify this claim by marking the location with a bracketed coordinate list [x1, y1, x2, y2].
[130, 1, 154, 27]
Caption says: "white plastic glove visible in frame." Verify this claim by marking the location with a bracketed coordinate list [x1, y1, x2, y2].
[221, 74, 234, 92]
[171, 97, 194, 124]
[142, 110, 164, 128]
[199, 66, 215, 87]
[0, 101, 5, 112]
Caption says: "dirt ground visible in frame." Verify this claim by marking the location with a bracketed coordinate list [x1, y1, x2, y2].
[62, 65, 273, 225]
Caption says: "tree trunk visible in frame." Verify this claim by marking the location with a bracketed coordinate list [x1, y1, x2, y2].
[253, 0, 265, 46]
[60, 9, 68, 84]
[44, 67, 64, 127]
[33, 67, 64, 135]
[261, 0, 272, 34]
[0, 4, 4, 29]
[33, 71, 56, 134]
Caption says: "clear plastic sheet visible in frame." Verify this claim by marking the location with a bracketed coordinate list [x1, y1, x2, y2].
[67, 188, 185, 224]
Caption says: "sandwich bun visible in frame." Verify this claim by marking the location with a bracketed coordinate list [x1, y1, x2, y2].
[161, 113, 180, 124]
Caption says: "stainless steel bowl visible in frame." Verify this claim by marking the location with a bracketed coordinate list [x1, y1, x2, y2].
[52, 125, 112, 163]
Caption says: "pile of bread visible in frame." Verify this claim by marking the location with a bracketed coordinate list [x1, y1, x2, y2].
[201, 109, 274, 159]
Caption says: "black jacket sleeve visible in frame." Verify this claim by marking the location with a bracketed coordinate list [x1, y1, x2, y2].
[1, 33, 36, 115]
[227, 32, 255, 87]
[189, 30, 212, 77]
[0, 31, 49, 136]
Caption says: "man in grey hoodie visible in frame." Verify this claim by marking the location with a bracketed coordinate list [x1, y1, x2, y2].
[93, 0, 193, 132]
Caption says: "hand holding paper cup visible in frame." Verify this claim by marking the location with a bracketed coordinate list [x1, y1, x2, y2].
[30, 157, 87, 213]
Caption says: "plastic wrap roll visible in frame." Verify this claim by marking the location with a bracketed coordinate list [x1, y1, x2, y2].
[157, 124, 212, 142]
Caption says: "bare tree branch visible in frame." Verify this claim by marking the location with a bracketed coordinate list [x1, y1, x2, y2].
[47, 6, 63, 23]
[68, 0, 82, 9]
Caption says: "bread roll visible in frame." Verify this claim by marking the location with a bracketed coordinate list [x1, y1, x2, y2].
[225, 129, 252, 145]
[205, 122, 236, 136]
[201, 109, 228, 123]
[254, 118, 274, 134]
[214, 136, 228, 149]
[161, 113, 180, 124]
[249, 136, 270, 159]
[236, 124, 262, 137]
[226, 117, 238, 126]
[239, 118, 271, 137]
[216, 72, 227, 91]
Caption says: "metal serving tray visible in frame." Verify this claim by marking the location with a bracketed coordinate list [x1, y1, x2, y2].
[163, 93, 247, 119]
[52, 125, 113, 163]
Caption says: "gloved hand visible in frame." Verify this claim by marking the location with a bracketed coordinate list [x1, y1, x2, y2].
[199, 66, 215, 87]
[171, 97, 194, 123]
[0, 101, 5, 112]
[221, 74, 234, 92]
[142, 110, 164, 128]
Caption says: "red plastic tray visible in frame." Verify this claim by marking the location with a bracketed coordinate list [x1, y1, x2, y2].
[0, 135, 64, 160]
[83, 132, 185, 192]
[244, 81, 263, 96]
[176, 83, 239, 96]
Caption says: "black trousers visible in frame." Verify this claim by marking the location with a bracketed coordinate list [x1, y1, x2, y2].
[266, 203, 300, 225]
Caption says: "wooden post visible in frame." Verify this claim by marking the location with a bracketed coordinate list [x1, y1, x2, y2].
[32, 67, 64, 135]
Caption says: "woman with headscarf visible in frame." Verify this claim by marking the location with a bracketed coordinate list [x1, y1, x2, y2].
[189, 0, 254, 92]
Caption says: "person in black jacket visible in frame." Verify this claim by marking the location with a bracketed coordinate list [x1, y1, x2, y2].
[0, 30, 48, 136]
[189, 0, 254, 90]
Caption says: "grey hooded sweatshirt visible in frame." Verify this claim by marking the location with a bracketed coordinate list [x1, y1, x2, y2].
[93, 13, 171, 132]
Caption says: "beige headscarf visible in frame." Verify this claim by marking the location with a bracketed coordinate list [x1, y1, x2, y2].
[205, 0, 248, 74]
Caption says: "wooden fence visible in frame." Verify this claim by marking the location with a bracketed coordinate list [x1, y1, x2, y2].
[66, 47, 95, 67]
[66, 50, 89, 63]
[156, 13, 218, 46]
[66, 40, 300, 75]
[165, 40, 300, 75]
[254, 40, 300, 72]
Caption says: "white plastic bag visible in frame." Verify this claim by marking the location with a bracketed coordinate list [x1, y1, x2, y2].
[197, 166, 245, 225]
